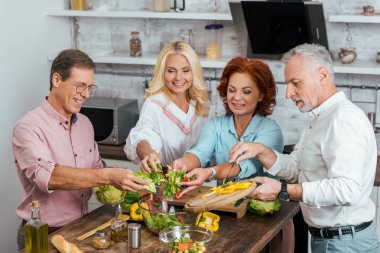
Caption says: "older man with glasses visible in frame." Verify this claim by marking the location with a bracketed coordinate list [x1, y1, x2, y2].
[13, 49, 148, 250]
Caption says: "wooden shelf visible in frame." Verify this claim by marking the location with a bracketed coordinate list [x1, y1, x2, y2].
[333, 60, 380, 75]
[48, 52, 230, 68]
[329, 14, 380, 23]
[47, 10, 232, 20]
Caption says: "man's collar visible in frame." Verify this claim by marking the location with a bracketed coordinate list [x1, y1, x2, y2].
[309, 91, 346, 119]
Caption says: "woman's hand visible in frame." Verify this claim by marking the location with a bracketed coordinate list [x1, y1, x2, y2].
[171, 158, 187, 172]
[247, 177, 281, 201]
[140, 152, 161, 173]
[108, 167, 149, 192]
[177, 168, 212, 198]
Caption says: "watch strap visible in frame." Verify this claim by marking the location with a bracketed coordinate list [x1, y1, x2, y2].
[206, 167, 216, 182]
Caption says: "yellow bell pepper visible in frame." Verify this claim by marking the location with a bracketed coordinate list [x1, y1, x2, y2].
[130, 202, 143, 220]
[195, 212, 220, 232]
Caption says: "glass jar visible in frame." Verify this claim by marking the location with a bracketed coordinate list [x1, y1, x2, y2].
[178, 29, 194, 49]
[154, 0, 170, 12]
[205, 24, 223, 59]
[71, 0, 87, 10]
[130, 31, 142, 57]
[92, 230, 110, 249]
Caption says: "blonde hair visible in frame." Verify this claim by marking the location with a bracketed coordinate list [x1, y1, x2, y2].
[146, 41, 210, 117]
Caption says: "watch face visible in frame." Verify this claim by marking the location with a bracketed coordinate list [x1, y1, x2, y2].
[279, 191, 289, 201]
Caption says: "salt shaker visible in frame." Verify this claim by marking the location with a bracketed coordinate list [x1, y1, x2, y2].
[128, 223, 141, 253]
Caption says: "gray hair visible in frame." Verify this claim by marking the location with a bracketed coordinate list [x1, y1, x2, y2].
[281, 43, 334, 81]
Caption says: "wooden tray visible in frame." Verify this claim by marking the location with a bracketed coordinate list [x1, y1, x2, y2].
[167, 181, 256, 218]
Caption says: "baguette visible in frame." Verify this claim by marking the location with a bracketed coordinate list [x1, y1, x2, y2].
[51, 235, 84, 253]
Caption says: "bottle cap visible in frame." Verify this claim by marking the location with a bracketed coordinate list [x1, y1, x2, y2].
[95, 230, 107, 237]
[31, 200, 40, 208]
[128, 223, 141, 248]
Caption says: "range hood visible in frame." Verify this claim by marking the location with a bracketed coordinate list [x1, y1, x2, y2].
[229, 0, 329, 59]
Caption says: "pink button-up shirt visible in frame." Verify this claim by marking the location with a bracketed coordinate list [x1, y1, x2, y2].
[13, 98, 103, 227]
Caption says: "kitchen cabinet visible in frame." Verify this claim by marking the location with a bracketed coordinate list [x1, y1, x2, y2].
[47, 8, 234, 69]
[328, 14, 380, 76]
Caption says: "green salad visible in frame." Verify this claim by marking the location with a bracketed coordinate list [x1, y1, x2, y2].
[145, 213, 186, 233]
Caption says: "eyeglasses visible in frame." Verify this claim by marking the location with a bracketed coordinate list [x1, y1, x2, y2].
[74, 83, 98, 96]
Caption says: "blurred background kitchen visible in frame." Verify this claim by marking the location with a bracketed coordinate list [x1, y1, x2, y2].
[2, 0, 380, 251]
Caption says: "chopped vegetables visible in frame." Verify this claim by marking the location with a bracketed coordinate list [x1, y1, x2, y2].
[162, 168, 187, 198]
[202, 181, 252, 198]
[195, 212, 220, 232]
[145, 213, 186, 233]
[168, 235, 206, 253]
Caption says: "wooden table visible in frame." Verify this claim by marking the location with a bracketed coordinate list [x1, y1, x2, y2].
[20, 202, 299, 253]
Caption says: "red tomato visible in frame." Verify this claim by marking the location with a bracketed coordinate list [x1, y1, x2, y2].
[175, 191, 182, 200]
[182, 177, 189, 183]
[177, 214, 185, 223]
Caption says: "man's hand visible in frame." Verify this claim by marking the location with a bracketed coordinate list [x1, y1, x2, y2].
[248, 177, 281, 201]
[176, 168, 211, 198]
[108, 167, 149, 192]
[140, 152, 161, 173]
[230, 142, 262, 164]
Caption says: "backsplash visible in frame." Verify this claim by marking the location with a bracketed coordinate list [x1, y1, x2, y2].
[73, 0, 380, 145]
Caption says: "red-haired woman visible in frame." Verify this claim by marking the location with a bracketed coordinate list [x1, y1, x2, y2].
[173, 56, 294, 253]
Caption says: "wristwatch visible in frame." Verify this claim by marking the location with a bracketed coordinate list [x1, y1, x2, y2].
[206, 167, 216, 182]
[278, 181, 289, 201]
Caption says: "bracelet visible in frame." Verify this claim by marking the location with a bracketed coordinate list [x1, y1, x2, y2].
[206, 167, 216, 182]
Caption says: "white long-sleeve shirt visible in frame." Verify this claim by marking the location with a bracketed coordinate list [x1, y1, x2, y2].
[268, 91, 377, 228]
[124, 93, 208, 166]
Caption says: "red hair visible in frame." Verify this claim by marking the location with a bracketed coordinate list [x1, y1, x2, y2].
[217, 57, 277, 116]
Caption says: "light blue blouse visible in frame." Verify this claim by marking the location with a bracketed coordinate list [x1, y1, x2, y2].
[187, 113, 284, 181]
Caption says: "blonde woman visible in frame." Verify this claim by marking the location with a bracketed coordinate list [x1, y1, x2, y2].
[125, 41, 210, 172]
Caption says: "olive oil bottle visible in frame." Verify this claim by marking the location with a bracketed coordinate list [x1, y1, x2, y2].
[24, 200, 48, 253]
[110, 204, 128, 242]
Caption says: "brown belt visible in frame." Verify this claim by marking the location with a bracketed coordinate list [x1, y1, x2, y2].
[22, 220, 62, 234]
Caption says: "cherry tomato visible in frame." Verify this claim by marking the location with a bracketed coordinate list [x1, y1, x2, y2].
[175, 191, 182, 200]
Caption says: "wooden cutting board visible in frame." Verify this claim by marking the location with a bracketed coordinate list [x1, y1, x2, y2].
[167, 181, 256, 218]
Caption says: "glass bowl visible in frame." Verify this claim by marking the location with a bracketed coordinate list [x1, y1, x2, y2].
[138, 195, 189, 235]
[159, 225, 213, 253]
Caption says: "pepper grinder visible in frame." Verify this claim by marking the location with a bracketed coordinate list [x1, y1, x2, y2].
[128, 223, 141, 253]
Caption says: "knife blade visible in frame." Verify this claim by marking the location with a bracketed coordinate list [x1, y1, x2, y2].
[221, 154, 243, 186]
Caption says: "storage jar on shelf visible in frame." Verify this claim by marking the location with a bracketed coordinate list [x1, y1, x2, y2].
[205, 24, 223, 59]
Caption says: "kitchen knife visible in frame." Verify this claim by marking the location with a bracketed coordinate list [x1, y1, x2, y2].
[221, 154, 243, 186]
[234, 197, 246, 207]
[234, 182, 261, 207]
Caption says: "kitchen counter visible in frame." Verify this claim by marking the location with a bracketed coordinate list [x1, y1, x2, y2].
[99, 144, 380, 186]
[19, 203, 299, 253]
[98, 144, 127, 160]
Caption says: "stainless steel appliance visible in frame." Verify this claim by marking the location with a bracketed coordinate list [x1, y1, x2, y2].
[80, 97, 138, 145]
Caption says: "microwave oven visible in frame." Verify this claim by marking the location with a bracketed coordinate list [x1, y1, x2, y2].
[80, 97, 139, 145]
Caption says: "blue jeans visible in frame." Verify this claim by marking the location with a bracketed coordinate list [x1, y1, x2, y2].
[311, 222, 379, 253]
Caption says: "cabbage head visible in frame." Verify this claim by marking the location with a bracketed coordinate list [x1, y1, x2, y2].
[94, 185, 126, 205]
[247, 199, 281, 216]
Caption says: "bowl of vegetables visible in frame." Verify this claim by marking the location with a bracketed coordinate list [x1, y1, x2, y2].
[139, 195, 189, 235]
[159, 225, 213, 253]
